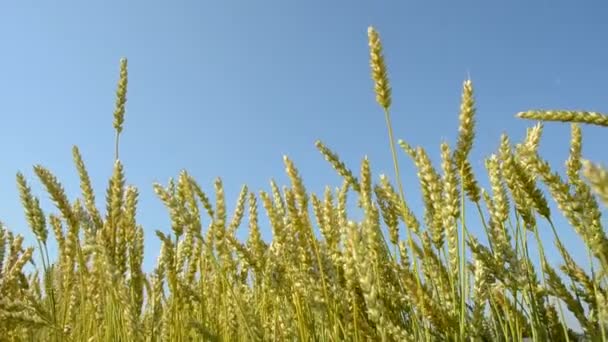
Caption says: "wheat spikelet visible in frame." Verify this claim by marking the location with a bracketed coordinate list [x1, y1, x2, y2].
[34, 165, 78, 229]
[113, 58, 128, 134]
[315, 140, 361, 193]
[565, 124, 583, 184]
[583, 160, 608, 207]
[499, 135, 537, 229]
[378, 175, 420, 235]
[72, 146, 103, 231]
[413, 147, 444, 248]
[517, 110, 608, 127]
[367, 26, 391, 110]
[521, 123, 544, 155]
[461, 160, 481, 203]
[16, 173, 47, 243]
[453, 79, 476, 167]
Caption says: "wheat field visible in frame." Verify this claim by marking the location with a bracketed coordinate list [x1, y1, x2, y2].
[1, 26, 607, 341]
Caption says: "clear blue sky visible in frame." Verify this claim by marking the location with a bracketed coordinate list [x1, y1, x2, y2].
[1, 1, 607, 290]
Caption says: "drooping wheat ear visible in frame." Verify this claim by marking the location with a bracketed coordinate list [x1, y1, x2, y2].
[453, 79, 476, 168]
[517, 110, 608, 127]
[33, 165, 78, 229]
[583, 160, 608, 206]
[367, 26, 391, 110]
[315, 140, 360, 192]
[153, 182, 186, 238]
[113, 58, 128, 160]
[188, 176, 215, 219]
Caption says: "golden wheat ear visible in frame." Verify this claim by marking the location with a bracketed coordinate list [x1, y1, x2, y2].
[517, 110, 608, 127]
[583, 160, 608, 206]
[367, 26, 391, 110]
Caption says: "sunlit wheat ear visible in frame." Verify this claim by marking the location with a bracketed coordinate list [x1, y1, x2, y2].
[283, 156, 309, 210]
[123, 186, 139, 234]
[453, 79, 476, 167]
[517, 110, 608, 127]
[565, 124, 582, 184]
[499, 136, 538, 228]
[367, 26, 391, 110]
[269, 179, 286, 217]
[359, 157, 373, 210]
[440, 142, 460, 236]
[512, 150, 551, 219]
[16, 173, 47, 244]
[213, 178, 227, 230]
[583, 160, 608, 206]
[227, 185, 248, 235]
[246, 192, 265, 267]
[72, 146, 103, 231]
[413, 146, 443, 246]
[484, 155, 510, 224]
[520, 123, 544, 155]
[178, 172, 201, 233]
[472, 257, 489, 337]
[397, 140, 417, 159]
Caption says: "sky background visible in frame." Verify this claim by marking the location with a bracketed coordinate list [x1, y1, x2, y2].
[1, 1, 607, 328]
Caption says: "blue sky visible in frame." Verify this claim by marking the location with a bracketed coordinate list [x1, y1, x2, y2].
[1, 0, 607, 299]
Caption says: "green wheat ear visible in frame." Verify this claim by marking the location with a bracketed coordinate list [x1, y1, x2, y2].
[113, 57, 128, 160]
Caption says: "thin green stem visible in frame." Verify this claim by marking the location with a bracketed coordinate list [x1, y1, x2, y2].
[115, 131, 120, 161]
[383, 107, 427, 335]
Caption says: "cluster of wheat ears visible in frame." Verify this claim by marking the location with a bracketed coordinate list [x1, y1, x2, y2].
[1, 26, 607, 342]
